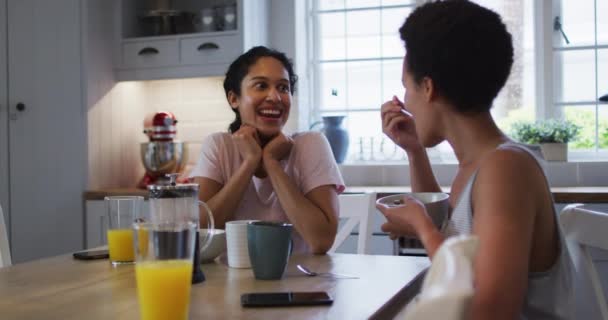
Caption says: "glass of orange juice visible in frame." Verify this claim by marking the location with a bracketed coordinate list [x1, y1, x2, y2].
[105, 196, 144, 266]
[134, 221, 196, 320]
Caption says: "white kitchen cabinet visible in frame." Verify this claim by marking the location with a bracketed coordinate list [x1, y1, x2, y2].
[0, 0, 114, 263]
[114, 0, 269, 81]
[0, 0, 9, 237]
[85, 201, 108, 249]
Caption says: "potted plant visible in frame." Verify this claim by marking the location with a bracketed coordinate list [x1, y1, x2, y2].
[511, 120, 580, 161]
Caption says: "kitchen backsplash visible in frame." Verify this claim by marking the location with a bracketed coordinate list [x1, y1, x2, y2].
[142, 77, 234, 167]
[88, 77, 233, 189]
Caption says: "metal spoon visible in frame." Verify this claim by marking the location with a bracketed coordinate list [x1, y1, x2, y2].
[400, 108, 414, 118]
[296, 264, 358, 279]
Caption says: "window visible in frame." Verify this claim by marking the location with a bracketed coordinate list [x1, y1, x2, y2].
[307, 0, 607, 163]
[552, 0, 608, 154]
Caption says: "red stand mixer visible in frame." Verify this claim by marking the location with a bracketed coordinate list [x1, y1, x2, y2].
[138, 111, 188, 188]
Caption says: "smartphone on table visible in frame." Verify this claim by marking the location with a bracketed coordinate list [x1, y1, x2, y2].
[241, 291, 333, 307]
[73, 249, 109, 260]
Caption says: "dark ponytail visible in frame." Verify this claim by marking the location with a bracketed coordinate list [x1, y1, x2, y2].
[228, 110, 242, 133]
[223, 46, 298, 133]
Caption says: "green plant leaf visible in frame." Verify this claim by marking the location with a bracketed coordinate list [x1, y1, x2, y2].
[510, 119, 580, 144]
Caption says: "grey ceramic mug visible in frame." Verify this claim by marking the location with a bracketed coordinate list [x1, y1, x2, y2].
[247, 221, 293, 280]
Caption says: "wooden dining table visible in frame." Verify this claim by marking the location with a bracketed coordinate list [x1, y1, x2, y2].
[0, 252, 429, 320]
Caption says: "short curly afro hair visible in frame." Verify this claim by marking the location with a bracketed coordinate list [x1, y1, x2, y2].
[400, 0, 513, 114]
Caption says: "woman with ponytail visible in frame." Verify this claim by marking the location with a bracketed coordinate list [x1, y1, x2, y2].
[190, 46, 344, 254]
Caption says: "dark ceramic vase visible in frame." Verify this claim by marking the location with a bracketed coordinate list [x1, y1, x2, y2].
[320, 116, 349, 164]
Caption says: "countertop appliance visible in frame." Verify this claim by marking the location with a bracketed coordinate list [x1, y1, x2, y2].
[138, 112, 187, 188]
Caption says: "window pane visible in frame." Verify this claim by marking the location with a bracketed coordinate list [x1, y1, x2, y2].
[381, 7, 410, 57]
[600, 106, 608, 149]
[556, 0, 596, 47]
[318, 12, 346, 60]
[562, 105, 597, 150]
[318, 62, 346, 110]
[346, 10, 381, 59]
[345, 0, 380, 9]
[316, 0, 344, 11]
[554, 50, 596, 102]
[347, 61, 382, 109]
[381, 0, 416, 5]
[599, 49, 608, 100]
[599, 0, 608, 45]
[473, 0, 536, 132]
[382, 59, 404, 101]
[337, 111, 407, 162]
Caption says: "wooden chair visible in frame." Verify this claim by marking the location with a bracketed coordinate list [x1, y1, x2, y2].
[402, 235, 479, 320]
[560, 204, 608, 320]
[328, 192, 376, 254]
[0, 203, 11, 267]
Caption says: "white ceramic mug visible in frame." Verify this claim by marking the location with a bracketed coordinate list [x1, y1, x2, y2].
[225, 220, 257, 268]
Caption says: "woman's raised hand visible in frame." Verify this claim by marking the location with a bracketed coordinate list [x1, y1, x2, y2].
[263, 132, 294, 163]
[232, 124, 262, 166]
[381, 96, 421, 152]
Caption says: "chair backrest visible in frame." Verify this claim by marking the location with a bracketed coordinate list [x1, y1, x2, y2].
[0, 203, 11, 267]
[559, 204, 608, 320]
[328, 192, 376, 254]
[403, 235, 479, 320]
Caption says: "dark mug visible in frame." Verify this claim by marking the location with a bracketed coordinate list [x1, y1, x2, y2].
[247, 221, 293, 280]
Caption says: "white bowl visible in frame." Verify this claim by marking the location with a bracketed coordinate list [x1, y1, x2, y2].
[376, 192, 450, 229]
[199, 229, 226, 263]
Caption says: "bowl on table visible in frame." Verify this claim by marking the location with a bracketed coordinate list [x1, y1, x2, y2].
[376, 192, 450, 229]
[199, 229, 227, 263]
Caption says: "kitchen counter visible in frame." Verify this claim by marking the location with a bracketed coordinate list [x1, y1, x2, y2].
[84, 188, 148, 200]
[84, 186, 608, 203]
[345, 186, 608, 203]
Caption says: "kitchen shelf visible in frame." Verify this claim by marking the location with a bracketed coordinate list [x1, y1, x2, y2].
[114, 0, 268, 81]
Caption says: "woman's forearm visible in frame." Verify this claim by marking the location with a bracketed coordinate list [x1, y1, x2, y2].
[407, 146, 442, 193]
[417, 219, 444, 260]
[264, 159, 337, 254]
[204, 161, 258, 228]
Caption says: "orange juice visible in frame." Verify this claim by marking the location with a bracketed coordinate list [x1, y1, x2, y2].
[136, 229, 149, 257]
[135, 260, 193, 320]
[107, 229, 134, 262]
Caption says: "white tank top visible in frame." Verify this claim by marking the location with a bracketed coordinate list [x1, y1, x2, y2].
[443, 142, 574, 319]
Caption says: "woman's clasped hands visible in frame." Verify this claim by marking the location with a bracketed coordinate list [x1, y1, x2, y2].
[232, 123, 293, 169]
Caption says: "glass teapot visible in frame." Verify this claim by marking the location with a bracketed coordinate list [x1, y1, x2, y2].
[147, 173, 214, 284]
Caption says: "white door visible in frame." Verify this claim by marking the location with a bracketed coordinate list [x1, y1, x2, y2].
[7, 0, 86, 263]
[0, 0, 10, 239]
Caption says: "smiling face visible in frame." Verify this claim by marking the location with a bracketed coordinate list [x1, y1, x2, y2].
[402, 57, 444, 148]
[228, 57, 292, 139]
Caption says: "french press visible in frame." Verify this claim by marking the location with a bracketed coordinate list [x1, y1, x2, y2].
[147, 174, 215, 284]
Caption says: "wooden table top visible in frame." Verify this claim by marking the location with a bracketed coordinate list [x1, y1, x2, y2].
[0, 253, 429, 320]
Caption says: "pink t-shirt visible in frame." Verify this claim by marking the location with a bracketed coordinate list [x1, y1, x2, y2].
[189, 131, 345, 253]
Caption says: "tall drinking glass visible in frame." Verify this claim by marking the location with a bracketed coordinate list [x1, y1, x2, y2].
[134, 221, 197, 320]
[105, 196, 144, 266]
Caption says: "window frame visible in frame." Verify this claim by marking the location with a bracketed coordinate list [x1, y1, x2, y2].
[306, 0, 608, 162]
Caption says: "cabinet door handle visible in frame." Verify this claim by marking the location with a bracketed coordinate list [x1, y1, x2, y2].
[16, 103, 25, 112]
[138, 47, 159, 56]
[197, 42, 220, 51]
